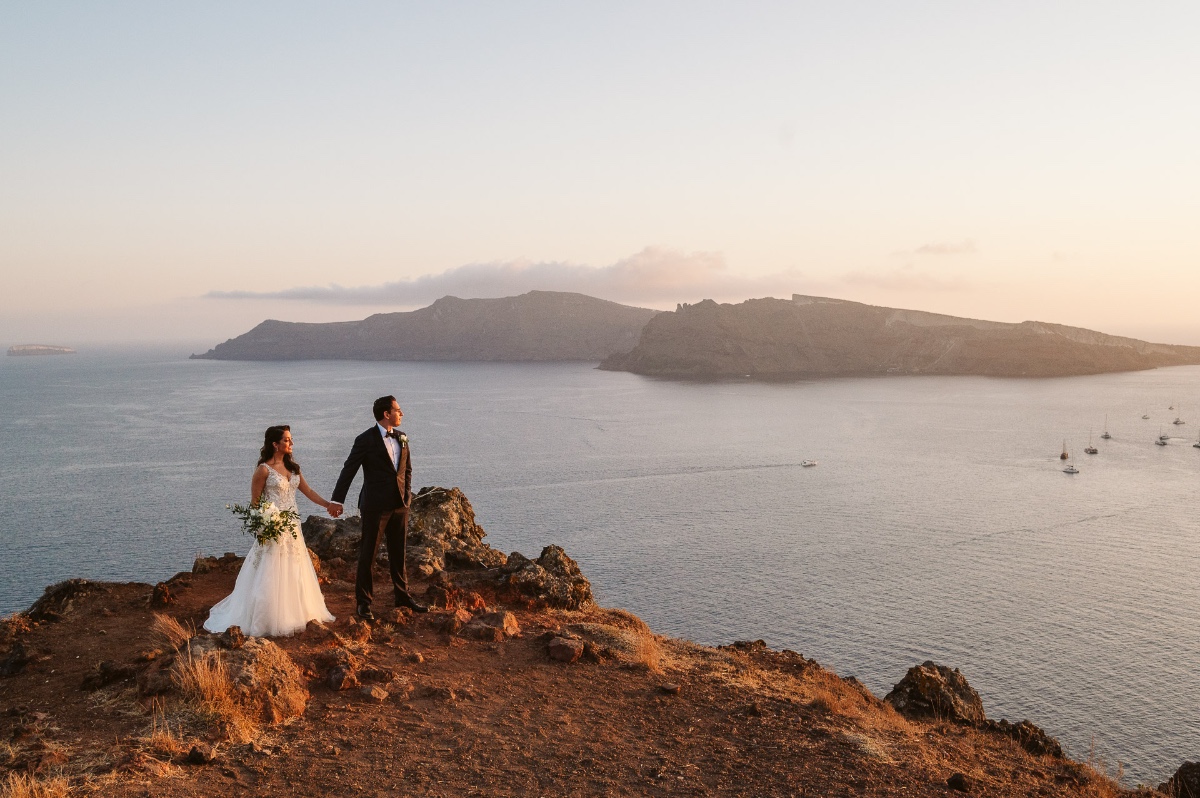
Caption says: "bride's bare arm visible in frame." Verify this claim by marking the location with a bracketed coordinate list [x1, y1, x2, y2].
[250, 464, 269, 504]
[298, 473, 338, 515]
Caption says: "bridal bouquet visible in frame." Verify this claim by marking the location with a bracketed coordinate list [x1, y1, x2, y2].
[227, 499, 300, 545]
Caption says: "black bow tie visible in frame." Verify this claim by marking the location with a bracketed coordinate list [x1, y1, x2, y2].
[386, 430, 402, 440]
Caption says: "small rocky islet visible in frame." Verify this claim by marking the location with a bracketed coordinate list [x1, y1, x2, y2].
[1, 486, 1195, 796]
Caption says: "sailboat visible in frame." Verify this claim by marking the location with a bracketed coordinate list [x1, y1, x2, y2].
[1084, 432, 1098, 455]
[1060, 440, 1069, 460]
[1156, 426, 1169, 446]
[1063, 459, 1079, 474]
[1173, 405, 1185, 425]
[1100, 415, 1112, 440]
[1193, 431, 1200, 450]
[1143, 413, 1151, 420]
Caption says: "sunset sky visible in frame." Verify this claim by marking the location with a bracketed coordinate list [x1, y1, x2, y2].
[3, 3, 1198, 346]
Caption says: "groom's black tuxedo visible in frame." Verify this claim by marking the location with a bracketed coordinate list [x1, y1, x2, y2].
[331, 426, 414, 608]
[331, 426, 412, 512]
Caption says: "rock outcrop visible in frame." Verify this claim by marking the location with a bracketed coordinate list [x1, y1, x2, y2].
[500, 546, 593, 610]
[1160, 761, 1200, 797]
[407, 487, 508, 575]
[304, 487, 593, 611]
[191, 291, 659, 362]
[181, 634, 309, 723]
[886, 661, 1064, 759]
[885, 661, 986, 724]
[600, 294, 1200, 379]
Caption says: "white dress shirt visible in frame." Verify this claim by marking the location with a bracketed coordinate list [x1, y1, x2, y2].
[378, 423, 399, 469]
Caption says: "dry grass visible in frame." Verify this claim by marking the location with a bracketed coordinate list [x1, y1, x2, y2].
[150, 613, 193, 651]
[172, 648, 258, 744]
[137, 706, 187, 760]
[629, 630, 664, 674]
[807, 679, 857, 716]
[0, 773, 71, 798]
[841, 730, 896, 764]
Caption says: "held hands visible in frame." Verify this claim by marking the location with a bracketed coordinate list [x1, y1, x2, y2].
[327, 502, 343, 519]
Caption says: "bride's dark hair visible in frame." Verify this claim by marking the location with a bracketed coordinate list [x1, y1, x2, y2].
[258, 425, 301, 474]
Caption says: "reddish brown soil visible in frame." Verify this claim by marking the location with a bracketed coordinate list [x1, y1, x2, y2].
[1, 562, 1139, 797]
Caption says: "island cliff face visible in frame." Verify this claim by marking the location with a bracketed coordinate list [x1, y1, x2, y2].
[191, 291, 659, 362]
[600, 295, 1200, 378]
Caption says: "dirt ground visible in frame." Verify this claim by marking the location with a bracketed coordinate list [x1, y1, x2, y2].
[0, 560, 1147, 797]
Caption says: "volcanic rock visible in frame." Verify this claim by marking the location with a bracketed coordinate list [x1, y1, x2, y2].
[181, 634, 308, 723]
[463, 611, 520, 641]
[502, 545, 593, 610]
[28, 579, 95, 621]
[883, 661, 985, 725]
[984, 718, 1063, 758]
[186, 743, 218, 765]
[1160, 761, 1200, 797]
[407, 487, 508, 576]
[301, 515, 366, 562]
[547, 636, 584, 663]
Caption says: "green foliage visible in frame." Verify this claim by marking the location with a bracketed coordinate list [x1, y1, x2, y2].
[227, 498, 299, 545]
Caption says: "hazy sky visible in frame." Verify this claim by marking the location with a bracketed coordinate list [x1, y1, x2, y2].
[3, 2, 1199, 346]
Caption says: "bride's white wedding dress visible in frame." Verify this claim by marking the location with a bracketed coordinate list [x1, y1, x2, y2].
[204, 468, 335, 637]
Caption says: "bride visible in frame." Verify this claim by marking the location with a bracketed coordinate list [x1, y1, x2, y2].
[204, 425, 338, 637]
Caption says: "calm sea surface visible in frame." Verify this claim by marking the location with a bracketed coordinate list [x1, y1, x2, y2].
[1, 349, 1197, 782]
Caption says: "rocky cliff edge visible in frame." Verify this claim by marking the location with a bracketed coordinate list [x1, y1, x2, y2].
[0, 488, 1185, 796]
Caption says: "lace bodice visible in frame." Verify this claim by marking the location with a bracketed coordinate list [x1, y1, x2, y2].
[262, 467, 299, 513]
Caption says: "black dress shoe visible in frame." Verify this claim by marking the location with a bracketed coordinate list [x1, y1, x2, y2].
[395, 593, 428, 613]
[355, 604, 375, 621]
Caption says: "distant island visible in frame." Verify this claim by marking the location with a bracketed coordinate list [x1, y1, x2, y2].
[7, 344, 76, 357]
[600, 294, 1200, 378]
[191, 291, 659, 361]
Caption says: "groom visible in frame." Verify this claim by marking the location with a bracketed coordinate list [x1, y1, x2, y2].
[330, 395, 428, 620]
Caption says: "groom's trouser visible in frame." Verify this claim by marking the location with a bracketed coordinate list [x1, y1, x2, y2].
[356, 507, 409, 607]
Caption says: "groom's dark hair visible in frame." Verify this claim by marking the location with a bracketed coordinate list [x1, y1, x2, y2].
[373, 395, 397, 421]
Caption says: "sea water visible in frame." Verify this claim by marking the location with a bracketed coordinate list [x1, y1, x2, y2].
[1, 348, 1197, 783]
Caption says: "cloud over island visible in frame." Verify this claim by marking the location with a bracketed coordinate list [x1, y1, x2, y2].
[205, 247, 812, 309]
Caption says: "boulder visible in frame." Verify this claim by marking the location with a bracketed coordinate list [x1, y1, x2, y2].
[1160, 761, 1200, 797]
[302, 515, 366, 562]
[186, 743, 218, 765]
[407, 487, 508, 576]
[547, 636, 584, 663]
[502, 545, 593, 610]
[464, 611, 520, 641]
[181, 635, 308, 723]
[315, 647, 365, 691]
[149, 582, 174, 608]
[983, 718, 1063, 758]
[360, 685, 389, 702]
[303, 487, 508, 577]
[440, 609, 474, 635]
[28, 579, 95, 621]
[218, 626, 246, 650]
[883, 661, 985, 725]
[192, 553, 242, 574]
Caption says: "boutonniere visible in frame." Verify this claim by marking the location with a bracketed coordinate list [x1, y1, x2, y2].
[398, 432, 408, 447]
